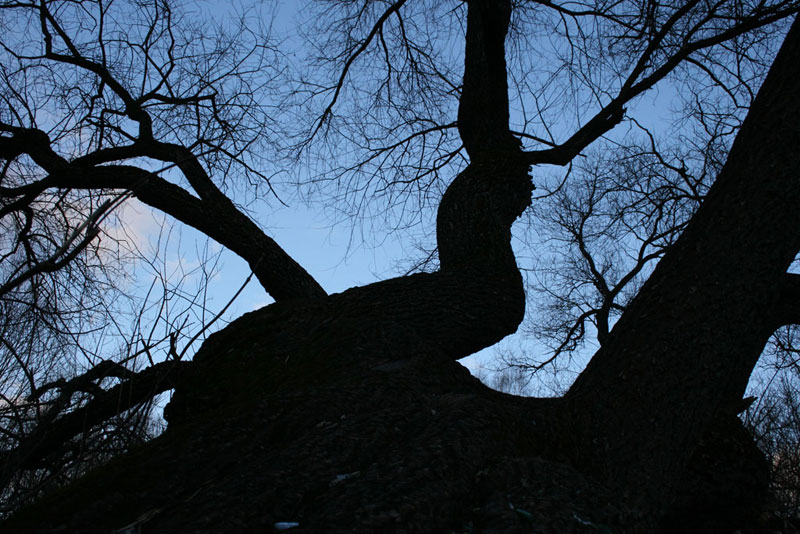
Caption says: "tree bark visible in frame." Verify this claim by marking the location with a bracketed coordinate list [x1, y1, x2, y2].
[458, 0, 519, 156]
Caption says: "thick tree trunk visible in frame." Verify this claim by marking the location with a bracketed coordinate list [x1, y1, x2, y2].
[566, 15, 800, 526]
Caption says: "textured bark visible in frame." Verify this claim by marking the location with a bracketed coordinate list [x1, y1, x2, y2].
[3, 325, 614, 533]
[458, 0, 519, 156]
[566, 15, 800, 525]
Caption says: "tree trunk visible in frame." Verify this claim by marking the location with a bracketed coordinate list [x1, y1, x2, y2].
[566, 14, 800, 526]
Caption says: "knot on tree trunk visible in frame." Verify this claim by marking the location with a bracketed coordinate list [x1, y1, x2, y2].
[437, 153, 533, 272]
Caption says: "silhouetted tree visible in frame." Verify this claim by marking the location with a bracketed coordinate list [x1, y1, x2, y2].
[2, 0, 800, 531]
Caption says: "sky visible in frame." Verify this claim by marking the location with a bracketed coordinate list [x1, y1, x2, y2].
[111, 0, 687, 395]
[111, 0, 497, 377]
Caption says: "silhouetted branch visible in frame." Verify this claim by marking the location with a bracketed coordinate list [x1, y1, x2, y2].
[1, 359, 190, 489]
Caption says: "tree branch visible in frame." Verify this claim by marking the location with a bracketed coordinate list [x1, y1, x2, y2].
[0, 359, 191, 489]
[774, 273, 800, 327]
[308, 0, 409, 143]
[0, 198, 113, 298]
[523, 3, 798, 167]
[1, 127, 326, 302]
[524, 101, 626, 165]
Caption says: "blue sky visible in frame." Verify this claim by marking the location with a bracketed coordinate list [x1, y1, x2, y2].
[112, 0, 687, 393]
[112, 0, 484, 371]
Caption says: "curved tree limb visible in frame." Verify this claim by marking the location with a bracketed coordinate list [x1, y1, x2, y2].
[0, 127, 326, 302]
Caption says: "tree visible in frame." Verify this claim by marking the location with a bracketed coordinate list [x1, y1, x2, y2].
[2, 0, 800, 532]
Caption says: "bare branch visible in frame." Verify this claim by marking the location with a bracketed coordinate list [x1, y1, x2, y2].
[1, 359, 189, 487]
